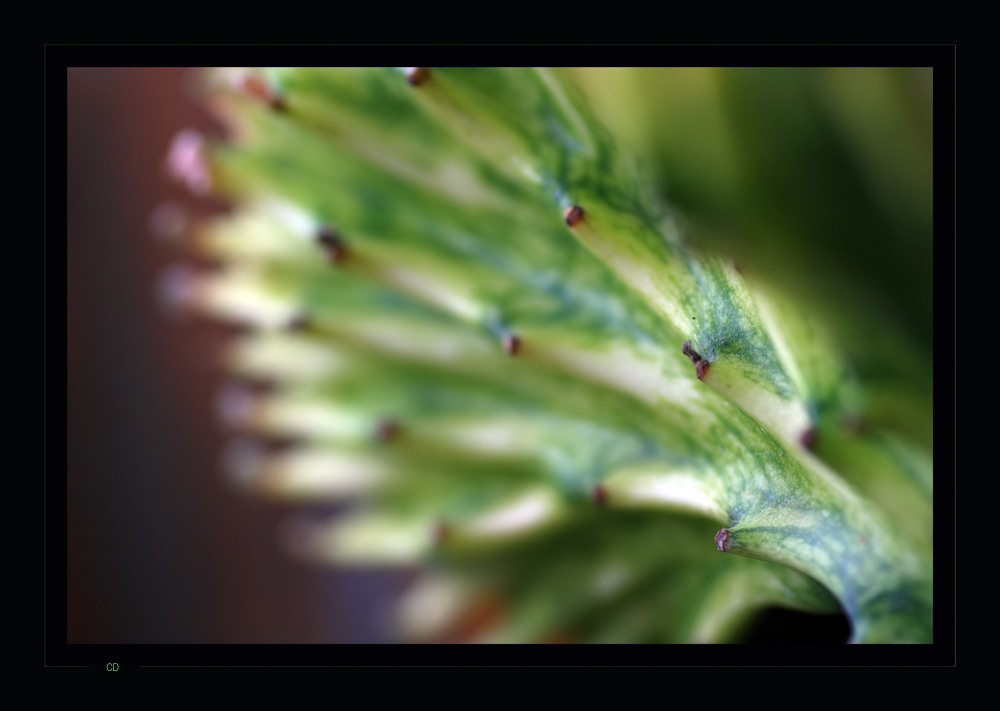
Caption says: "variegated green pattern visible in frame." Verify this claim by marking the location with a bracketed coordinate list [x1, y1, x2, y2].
[178, 67, 932, 643]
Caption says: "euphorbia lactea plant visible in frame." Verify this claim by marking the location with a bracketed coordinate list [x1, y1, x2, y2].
[165, 67, 934, 644]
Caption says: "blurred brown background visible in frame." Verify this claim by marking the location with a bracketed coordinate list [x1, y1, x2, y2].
[65, 67, 409, 646]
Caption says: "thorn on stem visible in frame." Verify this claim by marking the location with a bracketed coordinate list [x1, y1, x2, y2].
[799, 427, 817, 450]
[316, 226, 347, 263]
[715, 528, 731, 552]
[285, 313, 310, 332]
[591, 484, 607, 506]
[682, 340, 710, 380]
[563, 205, 585, 227]
[843, 413, 866, 436]
[432, 520, 449, 545]
[374, 418, 400, 443]
[406, 67, 430, 86]
[502, 333, 521, 356]
[236, 71, 285, 110]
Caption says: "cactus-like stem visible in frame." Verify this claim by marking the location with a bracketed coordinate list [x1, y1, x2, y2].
[170, 67, 933, 643]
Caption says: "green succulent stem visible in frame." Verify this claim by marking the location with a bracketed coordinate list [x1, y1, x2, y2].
[175, 66, 933, 643]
